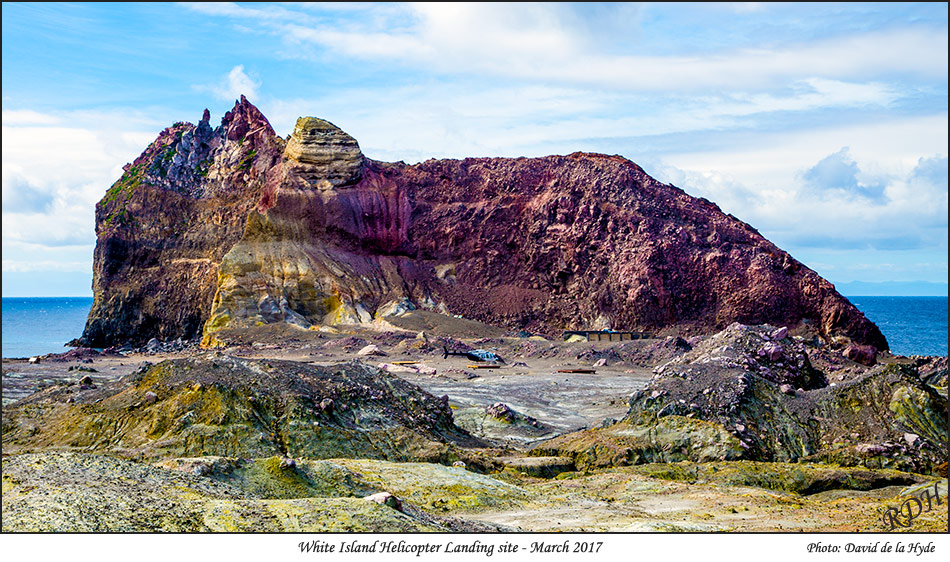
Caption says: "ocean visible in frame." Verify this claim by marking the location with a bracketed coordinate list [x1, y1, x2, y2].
[1, 296, 947, 358]
[846, 296, 948, 357]
[2, 297, 94, 359]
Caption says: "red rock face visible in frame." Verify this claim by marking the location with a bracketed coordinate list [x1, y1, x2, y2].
[373, 154, 886, 349]
[77, 99, 887, 351]
[77, 97, 283, 347]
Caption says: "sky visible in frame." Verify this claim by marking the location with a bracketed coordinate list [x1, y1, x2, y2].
[2, 2, 947, 297]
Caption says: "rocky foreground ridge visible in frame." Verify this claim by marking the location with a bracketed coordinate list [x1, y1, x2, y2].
[534, 324, 947, 476]
[4, 324, 946, 532]
[1, 355, 489, 466]
[76, 96, 886, 350]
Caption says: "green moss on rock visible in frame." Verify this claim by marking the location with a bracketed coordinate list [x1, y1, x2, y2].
[2, 356, 484, 464]
[532, 416, 747, 471]
[630, 460, 928, 495]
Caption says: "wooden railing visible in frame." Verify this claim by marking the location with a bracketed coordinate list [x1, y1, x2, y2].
[562, 330, 651, 342]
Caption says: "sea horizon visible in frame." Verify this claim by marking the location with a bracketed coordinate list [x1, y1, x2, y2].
[2, 295, 947, 359]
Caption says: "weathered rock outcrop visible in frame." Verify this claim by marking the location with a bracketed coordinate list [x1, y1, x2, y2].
[76, 98, 887, 350]
[283, 116, 364, 188]
[534, 324, 946, 475]
[76, 97, 283, 347]
[1, 356, 486, 464]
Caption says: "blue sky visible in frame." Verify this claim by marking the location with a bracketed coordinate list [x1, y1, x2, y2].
[2, 2, 947, 296]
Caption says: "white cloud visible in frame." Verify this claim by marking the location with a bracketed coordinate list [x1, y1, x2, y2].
[176, 1, 299, 20]
[708, 78, 899, 117]
[1, 170, 55, 213]
[197, 64, 260, 102]
[1, 109, 61, 126]
[260, 84, 625, 160]
[2, 257, 93, 273]
[3, 3, 943, 292]
[656, 113, 948, 184]
[276, 6, 947, 91]
[801, 147, 887, 202]
[1, 110, 161, 261]
[651, 117, 948, 256]
[2, 126, 125, 188]
[730, 3, 765, 14]
[257, 76, 911, 168]
[183, 3, 946, 92]
[2, 203, 96, 248]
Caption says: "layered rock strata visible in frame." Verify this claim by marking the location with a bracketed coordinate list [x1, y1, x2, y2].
[283, 116, 364, 188]
[76, 98, 888, 350]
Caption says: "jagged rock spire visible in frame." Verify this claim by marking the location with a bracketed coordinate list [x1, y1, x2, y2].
[221, 95, 276, 142]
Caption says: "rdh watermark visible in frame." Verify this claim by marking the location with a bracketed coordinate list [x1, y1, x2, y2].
[881, 480, 943, 531]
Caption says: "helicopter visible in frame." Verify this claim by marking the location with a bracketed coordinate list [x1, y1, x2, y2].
[442, 346, 504, 364]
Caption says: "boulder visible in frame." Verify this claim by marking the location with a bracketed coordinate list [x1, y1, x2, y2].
[453, 402, 549, 445]
[485, 403, 515, 422]
[356, 344, 385, 357]
[655, 323, 826, 391]
[844, 344, 878, 366]
[759, 343, 784, 361]
[378, 362, 436, 375]
[770, 327, 789, 340]
[916, 356, 947, 387]
[45, 347, 108, 362]
[317, 398, 334, 414]
[363, 491, 402, 511]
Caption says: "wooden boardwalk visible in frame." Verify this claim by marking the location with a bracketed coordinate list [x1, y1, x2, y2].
[562, 330, 651, 342]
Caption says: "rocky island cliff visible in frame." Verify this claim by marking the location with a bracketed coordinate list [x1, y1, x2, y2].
[76, 97, 887, 350]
